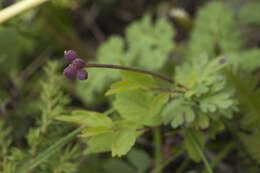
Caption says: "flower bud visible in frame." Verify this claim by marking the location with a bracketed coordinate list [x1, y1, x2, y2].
[64, 50, 77, 63]
[63, 65, 77, 79]
[77, 69, 88, 80]
[72, 58, 86, 69]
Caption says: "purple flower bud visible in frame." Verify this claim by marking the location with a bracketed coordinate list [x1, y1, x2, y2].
[77, 69, 88, 80]
[72, 58, 86, 69]
[64, 50, 77, 63]
[63, 65, 77, 79]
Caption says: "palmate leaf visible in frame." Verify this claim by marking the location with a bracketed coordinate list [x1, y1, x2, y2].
[199, 91, 234, 113]
[126, 15, 175, 70]
[162, 98, 195, 128]
[187, 2, 241, 59]
[114, 90, 169, 126]
[165, 55, 237, 128]
[175, 55, 228, 97]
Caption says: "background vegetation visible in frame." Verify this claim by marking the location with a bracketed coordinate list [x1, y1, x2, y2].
[0, 0, 260, 172]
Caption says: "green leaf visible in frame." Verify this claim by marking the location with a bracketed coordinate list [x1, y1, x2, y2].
[187, 2, 241, 58]
[228, 49, 260, 72]
[120, 70, 157, 88]
[175, 55, 228, 97]
[127, 149, 151, 173]
[103, 159, 135, 173]
[84, 133, 114, 155]
[114, 91, 168, 126]
[199, 91, 234, 113]
[105, 80, 141, 96]
[126, 15, 175, 70]
[150, 93, 169, 115]
[239, 2, 260, 26]
[209, 121, 224, 139]
[80, 127, 114, 137]
[162, 98, 195, 128]
[56, 110, 113, 128]
[112, 128, 136, 157]
[184, 128, 206, 163]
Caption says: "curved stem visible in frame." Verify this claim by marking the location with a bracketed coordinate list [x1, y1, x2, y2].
[85, 64, 174, 84]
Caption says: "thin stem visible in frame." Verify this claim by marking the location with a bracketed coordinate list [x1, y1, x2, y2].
[0, 0, 49, 24]
[85, 64, 174, 84]
[189, 132, 213, 173]
[153, 128, 162, 173]
[151, 147, 185, 173]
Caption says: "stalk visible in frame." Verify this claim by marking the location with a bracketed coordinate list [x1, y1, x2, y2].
[85, 63, 174, 84]
[0, 0, 49, 24]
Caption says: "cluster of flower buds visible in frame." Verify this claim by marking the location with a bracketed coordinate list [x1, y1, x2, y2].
[63, 50, 88, 80]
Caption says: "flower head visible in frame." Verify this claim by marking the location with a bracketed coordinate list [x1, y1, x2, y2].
[63, 50, 88, 80]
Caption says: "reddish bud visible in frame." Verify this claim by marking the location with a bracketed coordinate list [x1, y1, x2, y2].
[77, 69, 88, 80]
[63, 65, 77, 79]
[64, 50, 77, 63]
[72, 58, 86, 69]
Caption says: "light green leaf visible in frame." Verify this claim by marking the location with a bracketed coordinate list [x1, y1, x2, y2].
[84, 133, 114, 155]
[120, 70, 157, 88]
[200, 92, 233, 113]
[162, 98, 195, 128]
[80, 127, 114, 137]
[112, 128, 136, 157]
[56, 110, 113, 128]
[187, 2, 241, 58]
[126, 15, 175, 70]
[105, 80, 140, 96]
[114, 91, 167, 126]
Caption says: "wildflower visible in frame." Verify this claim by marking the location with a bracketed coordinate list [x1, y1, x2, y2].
[64, 50, 88, 80]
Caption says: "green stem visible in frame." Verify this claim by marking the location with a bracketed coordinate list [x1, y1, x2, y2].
[0, 0, 49, 24]
[189, 132, 213, 173]
[153, 128, 162, 173]
[151, 147, 185, 173]
[202, 142, 235, 173]
[176, 158, 190, 173]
